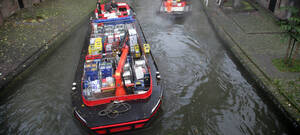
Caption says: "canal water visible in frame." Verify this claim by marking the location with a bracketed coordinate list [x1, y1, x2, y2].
[0, 0, 292, 134]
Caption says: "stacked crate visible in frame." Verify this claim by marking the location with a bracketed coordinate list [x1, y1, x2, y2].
[88, 38, 103, 55]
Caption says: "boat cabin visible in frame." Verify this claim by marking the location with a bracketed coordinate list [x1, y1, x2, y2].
[95, 2, 131, 19]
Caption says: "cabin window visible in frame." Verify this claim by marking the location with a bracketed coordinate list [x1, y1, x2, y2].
[119, 7, 127, 12]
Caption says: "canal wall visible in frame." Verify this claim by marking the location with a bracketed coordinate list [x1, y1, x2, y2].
[0, 0, 97, 90]
[200, 0, 299, 132]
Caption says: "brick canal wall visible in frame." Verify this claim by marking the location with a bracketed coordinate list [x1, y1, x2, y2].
[0, 0, 45, 25]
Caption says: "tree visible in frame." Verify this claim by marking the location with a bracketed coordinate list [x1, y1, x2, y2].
[279, 6, 300, 66]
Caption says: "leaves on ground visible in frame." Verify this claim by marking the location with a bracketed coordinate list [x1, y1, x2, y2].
[0, 0, 96, 76]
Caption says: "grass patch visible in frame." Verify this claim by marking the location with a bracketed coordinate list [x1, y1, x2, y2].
[242, 1, 255, 10]
[272, 58, 300, 72]
[222, 0, 256, 11]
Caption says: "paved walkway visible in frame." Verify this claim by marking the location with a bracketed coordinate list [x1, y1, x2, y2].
[0, 0, 96, 89]
[201, 0, 299, 128]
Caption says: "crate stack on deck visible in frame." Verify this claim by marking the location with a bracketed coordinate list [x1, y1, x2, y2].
[82, 10, 150, 102]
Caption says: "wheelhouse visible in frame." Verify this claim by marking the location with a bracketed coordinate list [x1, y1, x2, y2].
[95, 2, 131, 20]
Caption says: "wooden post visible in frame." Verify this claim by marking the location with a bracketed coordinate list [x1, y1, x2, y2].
[268, 0, 278, 12]
[204, 0, 208, 7]
[284, 36, 292, 64]
[288, 38, 296, 66]
[291, 41, 300, 66]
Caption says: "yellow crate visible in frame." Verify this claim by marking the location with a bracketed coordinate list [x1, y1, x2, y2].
[88, 45, 101, 55]
[94, 38, 102, 49]
[88, 38, 103, 55]
[143, 44, 150, 54]
[134, 44, 141, 58]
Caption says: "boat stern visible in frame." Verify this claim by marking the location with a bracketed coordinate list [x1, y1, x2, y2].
[73, 97, 162, 134]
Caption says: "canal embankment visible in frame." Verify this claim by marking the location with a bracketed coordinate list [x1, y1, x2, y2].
[200, 0, 300, 131]
[0, 0, 97, 90]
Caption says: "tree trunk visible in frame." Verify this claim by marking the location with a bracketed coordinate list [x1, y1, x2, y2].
[291, 41, 300, 66]
[0, 11, 3, 26]
[234, 0, 241, 8]
[285, 36, 292, 64]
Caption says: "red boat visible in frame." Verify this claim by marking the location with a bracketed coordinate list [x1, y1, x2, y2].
[159, 0, 191, 15]
[72, 2, 163, 135]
